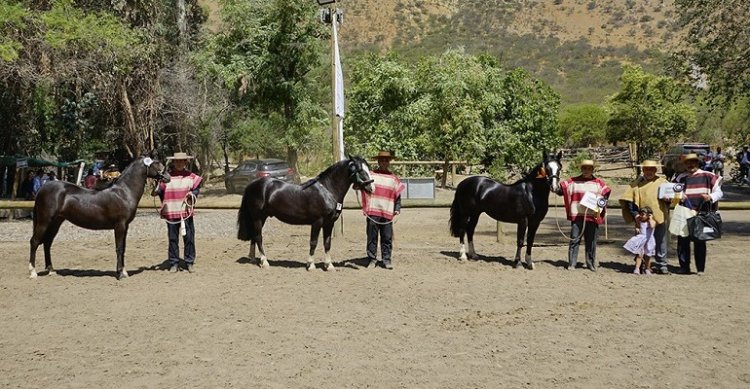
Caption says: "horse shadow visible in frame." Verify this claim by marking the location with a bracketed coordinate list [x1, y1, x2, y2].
[51, 260, 168, 278]
[235, 256, 307, 269]
[439, 250, 517, 267]
[539, 259, 569, 269]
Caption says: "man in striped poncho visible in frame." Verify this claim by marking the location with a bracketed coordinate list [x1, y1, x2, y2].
[152, 152, 203, 274]
[361, 151, 405, 270]
[558, 159, 611, 272]
[674, 153, 723, 275]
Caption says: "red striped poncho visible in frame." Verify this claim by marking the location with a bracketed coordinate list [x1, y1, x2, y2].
[560, 175, 611, 225]
[674, 169, 722, 211]
[361, 171, 405, 220]
[158, 170, 202, 221]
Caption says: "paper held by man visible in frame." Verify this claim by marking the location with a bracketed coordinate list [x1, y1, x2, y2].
[657, 182, 685, 199]
[579, 191, 607, 214]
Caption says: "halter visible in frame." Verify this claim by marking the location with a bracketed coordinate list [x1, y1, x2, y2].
[537, 160, 560, 191]
[348, 158, 374, 187]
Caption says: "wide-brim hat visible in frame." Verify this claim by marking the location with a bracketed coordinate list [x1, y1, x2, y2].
[373, 150, 395, 160]
[167, 152, 193, 160]
[637, 160, 662, 168]
[682, 153, 700, 162]
[579, 159, 598, 168]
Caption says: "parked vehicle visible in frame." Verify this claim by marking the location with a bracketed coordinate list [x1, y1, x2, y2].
[225, 159, 296, 194]
[660, 143, 710, 179]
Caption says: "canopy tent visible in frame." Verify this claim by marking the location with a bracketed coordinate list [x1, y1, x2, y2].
[0, 155, 85, 168]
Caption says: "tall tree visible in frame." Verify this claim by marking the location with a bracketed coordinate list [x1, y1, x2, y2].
[557, 104, 609, 148]
[194, 0, 328, 172]
[607, 65, 696, 165]
[674, 0, 750, 103]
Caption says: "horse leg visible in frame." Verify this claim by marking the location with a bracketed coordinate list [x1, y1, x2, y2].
[41, 218, 64, 276]
[458, 233, 467, 261]
[465, 214, 480, 259]
[322, 224, 335, 271]
[248, 241, 256, 261]
[28, 218, 49, 279]
[525, 219, 542, 270]
[254, 218, 269, 269]
[307, 224, 322, 271]
[114, 224, 129, 279]
[514, 219, 528, 269]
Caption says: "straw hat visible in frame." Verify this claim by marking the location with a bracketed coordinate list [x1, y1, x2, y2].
[167, 152, 193, 160]
[637, 160, 662, 168]
[373, 150, 395, 160]
[682, 153, 701, 162]
[579, 159, 598, 168]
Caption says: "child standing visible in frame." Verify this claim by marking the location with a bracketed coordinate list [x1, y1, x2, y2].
[623, 206, 657, 275]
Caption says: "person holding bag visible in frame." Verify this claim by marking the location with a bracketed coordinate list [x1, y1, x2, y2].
[673, 153, 723, 276]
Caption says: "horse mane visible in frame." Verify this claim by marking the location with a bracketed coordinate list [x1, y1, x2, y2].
[300, 158, 352, 189]
[507, 163, 544, 185]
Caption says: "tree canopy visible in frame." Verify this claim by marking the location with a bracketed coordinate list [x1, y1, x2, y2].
[607, 65, 696, 164]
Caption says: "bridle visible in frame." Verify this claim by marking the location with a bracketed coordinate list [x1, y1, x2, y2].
[535, 159, 561, 192]
[348, 158, 374, 188]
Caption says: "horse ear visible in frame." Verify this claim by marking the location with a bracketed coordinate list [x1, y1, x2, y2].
[556, 151, 563, 161]
[543, 150, 548, 160]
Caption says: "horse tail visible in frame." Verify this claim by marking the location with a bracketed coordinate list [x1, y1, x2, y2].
[449, 195, 465, 238]
[237, 185, 255, 241]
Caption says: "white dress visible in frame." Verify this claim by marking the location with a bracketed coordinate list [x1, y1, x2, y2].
[623, 221, 656, 256]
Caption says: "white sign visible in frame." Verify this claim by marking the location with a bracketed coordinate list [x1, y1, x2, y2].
[16, 158, 28, 168]
[579, 191, 606, 214]
[658, 183, 684, 199]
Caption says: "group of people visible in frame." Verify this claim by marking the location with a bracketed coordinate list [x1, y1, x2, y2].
[525, 153, 722, 276]
[141, 149, 725, 277]
[18, 169, 58, 200]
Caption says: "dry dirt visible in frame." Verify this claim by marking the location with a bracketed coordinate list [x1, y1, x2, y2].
[1, 193, 750, 388]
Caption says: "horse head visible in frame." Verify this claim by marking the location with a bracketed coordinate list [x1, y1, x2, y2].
[347, 155, 374, 193]
[538, 151, 562, 193]
[142, 156, 171, 183]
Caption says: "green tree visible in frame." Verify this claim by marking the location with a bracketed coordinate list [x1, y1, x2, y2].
[346, 51, 561, 185]
[607, 65, 696, 165]
[557, 103, 609, 147]
[674, 0, 750, 104]
[194, 0, 327, 172]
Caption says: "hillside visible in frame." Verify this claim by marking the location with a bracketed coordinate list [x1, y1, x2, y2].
[200, 0, 681, 105]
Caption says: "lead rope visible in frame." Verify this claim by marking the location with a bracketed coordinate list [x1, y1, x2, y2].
[553, 193, 590, 241]
[153, 190, 197, 236]
[355, 190, 398, 225]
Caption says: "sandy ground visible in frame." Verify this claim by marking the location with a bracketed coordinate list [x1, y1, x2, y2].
[1, 192, 750, 388]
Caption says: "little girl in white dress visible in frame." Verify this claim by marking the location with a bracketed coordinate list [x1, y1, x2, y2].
[623, 206, 656, 275]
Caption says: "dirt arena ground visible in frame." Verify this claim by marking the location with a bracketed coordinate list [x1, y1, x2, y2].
[1, 187, 749, 388]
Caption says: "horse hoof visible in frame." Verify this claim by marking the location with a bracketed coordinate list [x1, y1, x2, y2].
[259, 260, 270, 269]
[118, 271, 129, 280]
[324, 263, 336, 272]
[513, 261, 522, 269]
[47, 270, 56, 276]
[458, 254, 467, 261]
[527, 262, 535, 270]
[307, 263, 316, 271]
[29, 271, 38, 279]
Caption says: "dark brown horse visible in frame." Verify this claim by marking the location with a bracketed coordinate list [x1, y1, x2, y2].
[29, 155, 170, 279]
[449, 151, 562, 269]
[237, 156, 373, 271]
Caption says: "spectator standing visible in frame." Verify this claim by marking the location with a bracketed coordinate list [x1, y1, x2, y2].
[31, 169, 44, 198]
[84, 169, 97, 189]
[712, 147, 726, 177]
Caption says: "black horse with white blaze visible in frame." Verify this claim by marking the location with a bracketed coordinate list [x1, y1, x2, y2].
[29, 155, 170, 279]
[449, 151, 562, 269]
[237, 156, 374, 271]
